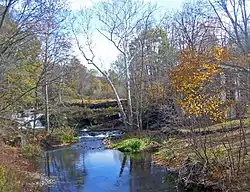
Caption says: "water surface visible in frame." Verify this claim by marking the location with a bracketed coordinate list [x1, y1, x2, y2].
[40, 135, 177, 192]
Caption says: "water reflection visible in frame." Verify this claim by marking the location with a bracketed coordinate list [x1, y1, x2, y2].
[41, 138, 177, 192]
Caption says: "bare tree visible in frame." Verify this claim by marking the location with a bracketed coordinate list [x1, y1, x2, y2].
[209, 0, 250, 53]
[96, 0, 158, 129]
[209, 0, 250, 104]
[170, 0, 218, 52]
[28, 0, 71, 132]
[72, 9, 129, 128]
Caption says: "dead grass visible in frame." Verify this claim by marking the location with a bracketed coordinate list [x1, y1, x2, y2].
[0, 142, 41, 191]
[153, 122, 250, 191]
[179, 118, 249, 133]
[153, 138, 190, 170]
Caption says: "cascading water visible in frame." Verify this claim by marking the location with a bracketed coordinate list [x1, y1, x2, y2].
[79, 130, 124, 138]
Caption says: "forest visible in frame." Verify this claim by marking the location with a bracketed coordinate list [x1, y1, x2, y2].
[0, 0, 250, 191]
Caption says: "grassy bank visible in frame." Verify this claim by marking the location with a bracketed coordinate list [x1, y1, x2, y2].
[34, 127, 80, 150]
[157, 118, 250, 191]
[108, 116, 250, 191]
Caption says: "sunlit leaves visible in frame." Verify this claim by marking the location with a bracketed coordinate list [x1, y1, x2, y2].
[6, 62, 42, 107]
[4, 39, 42, 109]
[170, 47, 232, 121]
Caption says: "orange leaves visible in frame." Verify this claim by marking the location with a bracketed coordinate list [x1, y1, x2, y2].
[170, 47, 231, 121]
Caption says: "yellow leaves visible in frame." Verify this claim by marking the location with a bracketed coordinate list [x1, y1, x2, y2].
[213, 47, 231, 62]
[179, 94, 228, 121]
[170, 47, 232, 122]
[170, 50, 221, 94]
[6, 72, 19, 84]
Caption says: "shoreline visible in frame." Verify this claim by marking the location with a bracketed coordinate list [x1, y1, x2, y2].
[104, 130, 234, 191]
[0, 142, 42, 191]
[42, 141, 78, 151]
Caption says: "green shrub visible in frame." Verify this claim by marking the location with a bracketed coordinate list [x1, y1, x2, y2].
[53, 127, 79, 144]
[59, 133, 78, 144]
[112, 138, 150, 153]
[22, 144, 42, 160]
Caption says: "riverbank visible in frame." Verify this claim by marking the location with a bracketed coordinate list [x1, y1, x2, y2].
[0, 142, 41, 191]
[106, 121, 250, 191]
[28, 127, 80, 150]
[0, 126, 81, 191]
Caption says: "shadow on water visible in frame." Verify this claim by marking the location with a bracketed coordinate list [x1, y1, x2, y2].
[40, 137, 178, 192]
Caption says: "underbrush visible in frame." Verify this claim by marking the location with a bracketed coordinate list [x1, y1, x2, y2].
[154, 138, 188, 169]
[154, 124, 250, 191]
[52, 127, 79, 144]
[0, 165, 39, 192]
[19, 127, 79, 150]
[0, 143, 40, 192]
[22, 144, 42, 160]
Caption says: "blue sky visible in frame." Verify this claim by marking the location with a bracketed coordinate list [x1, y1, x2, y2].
[69, 0, 185, 69]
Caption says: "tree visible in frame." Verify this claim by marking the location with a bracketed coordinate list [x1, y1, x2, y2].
[209, 0, 250, 54]
[95, 0, 158, 129]
[170, 0, 218, 52]
[0, 0, 72, 133]
[128, 27, 177, 129]
[0, 1, 50, 121]
[209, 0, 250, 105]
[58, 57, 90, 102]
[33, 0, 71, 132]
[170, 47, 232, 122]
[72, 19, 128, 128]
[5, 39, 42, 111]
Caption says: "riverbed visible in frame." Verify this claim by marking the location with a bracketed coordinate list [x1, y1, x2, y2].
[40, 131, 178, 192]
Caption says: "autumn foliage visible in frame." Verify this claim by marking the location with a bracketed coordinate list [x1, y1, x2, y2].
[170, 47, 232, 121]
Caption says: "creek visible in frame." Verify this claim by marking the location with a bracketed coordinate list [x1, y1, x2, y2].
[40, 130, 178, 192]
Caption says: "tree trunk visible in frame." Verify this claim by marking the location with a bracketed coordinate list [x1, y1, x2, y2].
[107, 75, 128, 129]
[44, 34, 50, 133]
[87, 60, 129, 129]
[125, 57, 133, 129]
[248, 62, 250, 105]
[45, 73, 50, 132]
